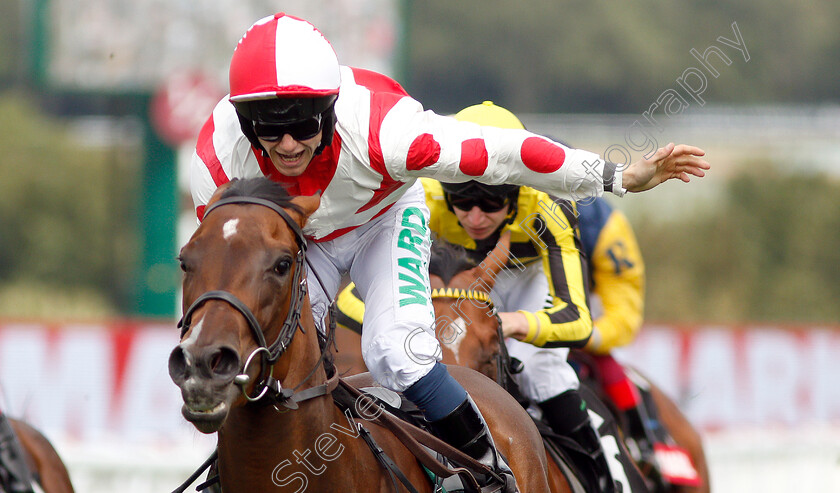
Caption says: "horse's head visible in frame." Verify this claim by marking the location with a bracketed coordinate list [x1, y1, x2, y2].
[430, 234, 511, 382]
[168, 178, 319, 433]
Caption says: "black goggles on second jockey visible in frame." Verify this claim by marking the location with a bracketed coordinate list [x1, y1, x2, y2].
[446, 193, 511, 213]
[252, 114, 324, 142]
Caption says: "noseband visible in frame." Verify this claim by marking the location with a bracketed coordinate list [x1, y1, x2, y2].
[177, 196, 308, 402]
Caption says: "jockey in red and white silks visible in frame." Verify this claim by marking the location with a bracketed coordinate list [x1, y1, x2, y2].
[192, 68, 622, 241]
[191, 65, 623, 395]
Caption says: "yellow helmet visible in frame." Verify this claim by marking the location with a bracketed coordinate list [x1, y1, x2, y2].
[453, 101, 525, 130]
[444, 101, 523, 219]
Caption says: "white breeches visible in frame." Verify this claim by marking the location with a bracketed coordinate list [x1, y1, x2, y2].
[306, 182, 441, 392]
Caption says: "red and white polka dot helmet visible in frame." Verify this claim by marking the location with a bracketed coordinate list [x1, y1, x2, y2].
[229, 13, 340, 103]
[228, 13, 341, 154]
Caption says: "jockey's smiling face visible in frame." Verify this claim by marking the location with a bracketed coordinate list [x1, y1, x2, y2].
[258, 131, 323, 177]
[244, 97, 333, 178]
[451, 203, 511, 240]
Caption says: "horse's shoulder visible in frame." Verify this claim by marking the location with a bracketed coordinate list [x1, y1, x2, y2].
[445, 364, 496, 388]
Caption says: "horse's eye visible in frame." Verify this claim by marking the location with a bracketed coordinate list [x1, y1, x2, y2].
[274, 259, 292, 276]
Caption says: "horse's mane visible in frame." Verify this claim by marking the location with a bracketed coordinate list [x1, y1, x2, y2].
[219, 177, 303, 215]
[429, 237, 477, 285]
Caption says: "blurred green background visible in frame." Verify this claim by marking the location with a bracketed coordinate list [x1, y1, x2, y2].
[0, 0, 838, 322]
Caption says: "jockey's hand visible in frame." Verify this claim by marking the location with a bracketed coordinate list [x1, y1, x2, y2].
[499, 311, 529, 341]
[584, 325, 603, 352]
[622, 143, 709, 192]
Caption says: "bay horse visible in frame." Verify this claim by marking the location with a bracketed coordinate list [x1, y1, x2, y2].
[5, 417, 74, 492]
[420, 238, 707, 493]
[168, 178, 553, 492]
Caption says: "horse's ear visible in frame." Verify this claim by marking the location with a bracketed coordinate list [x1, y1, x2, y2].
[475, 231, 512, 290]
[290, 193, 321, 226]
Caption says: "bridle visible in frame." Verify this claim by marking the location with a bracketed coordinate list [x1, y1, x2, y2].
[177, 196, 328, 406]
[430, 287, 522, 388]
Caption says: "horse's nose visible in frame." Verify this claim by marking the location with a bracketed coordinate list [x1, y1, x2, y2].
[168, 346, 189, 384]
[204, 345, 241, 380]
[169, 344, 241, 384]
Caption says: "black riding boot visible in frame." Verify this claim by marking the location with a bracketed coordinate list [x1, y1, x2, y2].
[430, 396, 518, 493]
[540, 391, 617, 493]
[0, 414, 34, 493]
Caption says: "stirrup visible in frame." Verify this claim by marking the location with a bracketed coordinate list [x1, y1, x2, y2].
[482, 473, 517, 493]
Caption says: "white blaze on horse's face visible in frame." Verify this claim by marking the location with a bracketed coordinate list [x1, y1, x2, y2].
[442, 317, 468, 364]
[222, 219, 239, 241]
[180, 317, 204, 354]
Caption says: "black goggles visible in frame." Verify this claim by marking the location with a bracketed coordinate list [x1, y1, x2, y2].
[252, 114, 324, 142]
[447, 193, 511, 213]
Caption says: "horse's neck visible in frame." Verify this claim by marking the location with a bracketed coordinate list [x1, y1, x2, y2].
[218, 390, 370, 490]
[220, 391, 338, 453]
